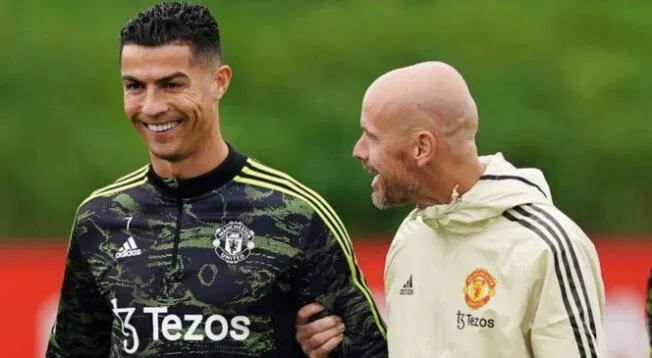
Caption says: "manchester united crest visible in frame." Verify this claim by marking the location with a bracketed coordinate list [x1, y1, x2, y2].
[464, 268, 496, 310]
[212, 221, 255, 264]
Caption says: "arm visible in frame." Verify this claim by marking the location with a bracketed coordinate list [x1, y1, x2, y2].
[46, 213, 113, 357]
[294, 213, 387, 358]
[529, 233, 606, 358]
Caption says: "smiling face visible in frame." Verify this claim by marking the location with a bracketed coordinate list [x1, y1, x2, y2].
[120, 44, 231, 162]
[353, 61, 486, 209]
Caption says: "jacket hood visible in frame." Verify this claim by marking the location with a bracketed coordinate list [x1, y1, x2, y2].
[411, 153, 552, 235]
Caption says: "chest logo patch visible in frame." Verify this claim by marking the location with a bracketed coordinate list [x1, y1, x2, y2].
[213, 221, 255, 264]
[464, 268, 496, 310]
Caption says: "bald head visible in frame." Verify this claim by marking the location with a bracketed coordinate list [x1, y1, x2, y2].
[362, 61, 478, 142]
[354, 62, 486, 208]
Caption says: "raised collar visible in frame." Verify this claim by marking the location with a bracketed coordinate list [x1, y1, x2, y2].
[147, 144, 247, 199]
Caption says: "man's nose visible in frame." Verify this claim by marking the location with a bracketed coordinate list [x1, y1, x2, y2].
[141, 90, 168, 118]
[352, 137, 367, 160]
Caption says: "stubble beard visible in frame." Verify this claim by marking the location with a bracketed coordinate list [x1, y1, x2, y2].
[371, 175, 419, 210]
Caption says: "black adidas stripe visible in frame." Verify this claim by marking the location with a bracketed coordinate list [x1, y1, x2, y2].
[504, 207, 595, 358]
[527, 204, 598, 342]
[513, 205, 597, 356]
[479, 175, 547, 198]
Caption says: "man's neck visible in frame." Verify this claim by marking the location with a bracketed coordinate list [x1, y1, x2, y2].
[416, 157, 486, 207]
[150, 139, 229, 180]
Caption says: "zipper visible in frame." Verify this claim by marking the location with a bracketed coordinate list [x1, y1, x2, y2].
[170, 199, 184, 280]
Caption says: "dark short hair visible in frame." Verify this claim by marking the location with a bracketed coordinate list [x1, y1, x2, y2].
[119, 2, 222, 64]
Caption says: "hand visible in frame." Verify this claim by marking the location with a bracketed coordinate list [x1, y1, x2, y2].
[295, 302, 345, 357]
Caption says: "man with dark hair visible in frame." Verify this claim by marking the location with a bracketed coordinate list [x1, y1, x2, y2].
[46, 2, 386, 357]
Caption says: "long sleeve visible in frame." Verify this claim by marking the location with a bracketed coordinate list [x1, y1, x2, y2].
[295, 212, 388, 357]
[46, 214, 113, 357]
[529, 233, 607, 358]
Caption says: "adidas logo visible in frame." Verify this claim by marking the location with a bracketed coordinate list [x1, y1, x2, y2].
[400, 275, 414, 295]
[115, 237, 142, 259]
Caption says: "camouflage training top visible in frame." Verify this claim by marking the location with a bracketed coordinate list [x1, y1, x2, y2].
[46, 146, 387, 357]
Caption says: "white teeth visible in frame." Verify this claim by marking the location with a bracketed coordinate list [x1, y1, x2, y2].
[146, 121, 179, 133]
[372, 174, 380, 188]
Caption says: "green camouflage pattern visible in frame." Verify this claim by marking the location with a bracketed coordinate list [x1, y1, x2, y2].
[47, 161, 387, 357]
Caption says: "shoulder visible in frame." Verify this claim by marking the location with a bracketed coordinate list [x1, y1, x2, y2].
[502, 203, 594, 250]
[388, 210, 428, 251]
[385, 211, 422, 272]
[501, 203, 598, 274]
[235, 158, 352, 250]
[75, 164, 150, 220]
[235, 157, 344, 225]
[66, 164, 149, 251]
[387, 212, 413, 253]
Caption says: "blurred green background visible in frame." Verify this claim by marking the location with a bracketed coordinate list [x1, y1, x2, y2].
[2, 1, 651, 239]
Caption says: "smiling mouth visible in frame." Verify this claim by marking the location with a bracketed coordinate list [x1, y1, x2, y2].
[143, 120, 181, 133]
[371, 174, 381, 190]
[363, 166, 381, 189]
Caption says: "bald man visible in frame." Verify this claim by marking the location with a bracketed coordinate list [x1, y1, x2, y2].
[294, 62, 606, 357]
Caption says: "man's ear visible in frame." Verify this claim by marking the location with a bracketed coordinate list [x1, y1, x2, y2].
[213, 64, 232, 101]
[415, 131, 436, 167]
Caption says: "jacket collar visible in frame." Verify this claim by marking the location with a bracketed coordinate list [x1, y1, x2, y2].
[147, 143, 247, 199]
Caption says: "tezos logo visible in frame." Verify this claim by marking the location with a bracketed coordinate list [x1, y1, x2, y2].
[456, 310, 495, 330]
[111, 299, 251, 354]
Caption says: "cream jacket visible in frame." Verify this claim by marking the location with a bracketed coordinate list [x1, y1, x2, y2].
[385, 153, 606, 358]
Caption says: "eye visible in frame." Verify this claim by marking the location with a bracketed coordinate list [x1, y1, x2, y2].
[163, 82, 183, 89]
[124, 82, 143, 91]
[366, 132, 378, 143]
